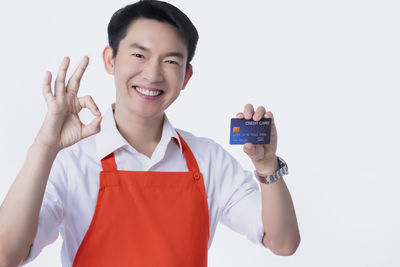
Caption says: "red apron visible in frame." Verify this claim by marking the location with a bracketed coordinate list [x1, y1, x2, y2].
[72, 132, 210, 267]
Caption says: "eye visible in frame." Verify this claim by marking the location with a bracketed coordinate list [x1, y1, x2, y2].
[132, 53, 144, 58]
[165, 60, 178, 65]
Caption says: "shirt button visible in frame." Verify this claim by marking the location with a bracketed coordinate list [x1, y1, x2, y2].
[193, 172, 200, 179]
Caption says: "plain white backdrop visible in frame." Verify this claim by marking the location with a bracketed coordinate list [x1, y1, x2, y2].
[0, 0, 399, 266]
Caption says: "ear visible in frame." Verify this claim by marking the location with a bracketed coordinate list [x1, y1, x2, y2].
[102, 45, 115, 75]
[181, 64, 193, 90]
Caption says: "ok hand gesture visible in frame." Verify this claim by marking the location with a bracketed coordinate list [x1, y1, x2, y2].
[35, 56, 102, 152]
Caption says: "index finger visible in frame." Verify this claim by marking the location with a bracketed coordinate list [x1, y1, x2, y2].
[66, 56, 89, 94]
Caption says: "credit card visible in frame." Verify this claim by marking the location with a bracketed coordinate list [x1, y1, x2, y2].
[230, 118, 271, 145]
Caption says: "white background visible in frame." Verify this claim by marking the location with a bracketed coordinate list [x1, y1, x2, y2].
[0, 0, 399, 266]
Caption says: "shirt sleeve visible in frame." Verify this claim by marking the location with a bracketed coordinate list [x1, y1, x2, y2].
[20, 152, 67, 266]
[216, 145, 265, 246]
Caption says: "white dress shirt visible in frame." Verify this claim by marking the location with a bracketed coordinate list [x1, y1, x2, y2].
[21, 103, 265, 267]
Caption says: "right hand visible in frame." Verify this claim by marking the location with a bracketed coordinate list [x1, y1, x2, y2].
[35, 56, 102, 152]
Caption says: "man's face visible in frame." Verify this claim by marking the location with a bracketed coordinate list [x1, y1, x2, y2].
[106, 18, 192, 120]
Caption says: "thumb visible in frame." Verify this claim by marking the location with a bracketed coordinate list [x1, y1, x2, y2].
[243, 143, 256, 158]
[243, 143, 264, 161]
[82, 116, 102, 139]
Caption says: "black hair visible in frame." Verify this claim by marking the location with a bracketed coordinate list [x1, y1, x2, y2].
[107, 0, 199, 70]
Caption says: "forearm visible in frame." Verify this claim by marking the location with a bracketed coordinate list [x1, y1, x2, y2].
[237, 104, 300, 255]
[260, 177, 300, 255]
[0, 141, 58, 266]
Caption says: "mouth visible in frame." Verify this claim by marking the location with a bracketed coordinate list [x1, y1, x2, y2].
[133, 86, 164, 97]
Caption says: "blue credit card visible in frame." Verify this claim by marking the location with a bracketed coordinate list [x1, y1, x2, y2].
[230, 118, 271, 145]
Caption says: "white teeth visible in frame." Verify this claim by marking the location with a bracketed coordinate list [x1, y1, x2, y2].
[135, 86, 162, 96]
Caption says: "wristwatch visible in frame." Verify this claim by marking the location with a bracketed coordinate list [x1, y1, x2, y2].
[254, 156, 288, 184]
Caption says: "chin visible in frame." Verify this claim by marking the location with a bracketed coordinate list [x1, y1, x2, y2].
[131, 106, 165, 119]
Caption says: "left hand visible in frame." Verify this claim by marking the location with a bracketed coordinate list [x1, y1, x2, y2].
[236, 104, 279, 176]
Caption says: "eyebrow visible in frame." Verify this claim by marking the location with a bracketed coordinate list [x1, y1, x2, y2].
[129, 42, 185, 59]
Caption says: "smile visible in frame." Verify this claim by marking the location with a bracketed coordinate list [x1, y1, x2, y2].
[133, 86, 164, 97]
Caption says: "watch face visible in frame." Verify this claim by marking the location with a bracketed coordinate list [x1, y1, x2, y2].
[254, 157, 288, 183]
[277, 157, 286, 167]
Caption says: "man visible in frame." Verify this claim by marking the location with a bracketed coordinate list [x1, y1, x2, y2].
[0, 0, 300, 266]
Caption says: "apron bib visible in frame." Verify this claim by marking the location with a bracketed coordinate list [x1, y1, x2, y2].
[72, 132, 210, 267]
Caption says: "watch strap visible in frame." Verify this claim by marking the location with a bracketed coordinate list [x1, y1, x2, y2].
[255, 157, 288, 184]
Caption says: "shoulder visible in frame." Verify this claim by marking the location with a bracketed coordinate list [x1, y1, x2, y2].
[175, 128, 235, 165]
[176, 128, 222, 152]
[54, 133, 98, 169]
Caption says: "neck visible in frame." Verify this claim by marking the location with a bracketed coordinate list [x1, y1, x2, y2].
[113, 104, 164, 158]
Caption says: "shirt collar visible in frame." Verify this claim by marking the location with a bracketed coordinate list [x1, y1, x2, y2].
[161, 115, 183, 155]
[95, 103, 182, 162]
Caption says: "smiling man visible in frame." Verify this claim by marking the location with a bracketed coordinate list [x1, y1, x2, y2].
[106, 17, 193, 158]
[0, 1, 300, 266]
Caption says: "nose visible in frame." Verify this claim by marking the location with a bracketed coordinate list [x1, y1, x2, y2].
[142, 59, 163, 83]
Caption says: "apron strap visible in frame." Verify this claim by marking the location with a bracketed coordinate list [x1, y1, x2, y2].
[176, 131, 201, 174]
[101, 152, 117, 172]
